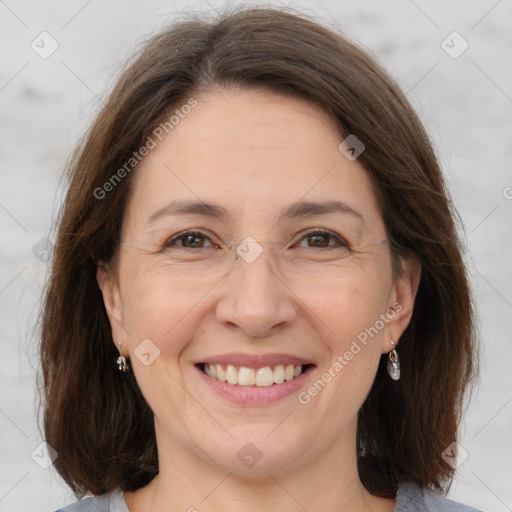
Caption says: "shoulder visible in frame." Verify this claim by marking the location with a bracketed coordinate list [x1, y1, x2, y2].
[395, 481, 484, 512]
[54, 489, 128, 512]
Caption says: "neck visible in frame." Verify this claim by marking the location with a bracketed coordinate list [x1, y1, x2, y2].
[125, 422, 394, 512]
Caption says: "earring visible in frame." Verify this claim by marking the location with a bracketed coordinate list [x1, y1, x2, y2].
[387, 342, 400, 381]
[116, 342, 129, 373]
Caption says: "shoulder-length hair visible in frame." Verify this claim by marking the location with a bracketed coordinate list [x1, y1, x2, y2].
[40, 6, 477, 498]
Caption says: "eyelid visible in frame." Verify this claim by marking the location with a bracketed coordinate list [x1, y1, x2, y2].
[166, 230, 220, 248]
[292, 228, 348, 248]
[165, 228, 348, 249]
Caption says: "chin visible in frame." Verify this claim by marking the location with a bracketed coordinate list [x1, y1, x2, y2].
[193, 428, 309, 477]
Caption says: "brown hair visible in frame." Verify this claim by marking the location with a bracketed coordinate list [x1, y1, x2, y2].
[39, 5, 477, 499]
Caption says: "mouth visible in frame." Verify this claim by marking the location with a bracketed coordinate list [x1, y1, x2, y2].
[196, 362, 316, 387]
[193, 353, 316, 405]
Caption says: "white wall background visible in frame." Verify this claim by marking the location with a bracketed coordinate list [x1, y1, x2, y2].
[0, 1, 511, 511]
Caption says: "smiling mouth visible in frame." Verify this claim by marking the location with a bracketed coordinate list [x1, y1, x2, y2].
[197, 363, 315, 387]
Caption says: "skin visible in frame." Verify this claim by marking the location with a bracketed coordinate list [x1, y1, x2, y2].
[98, 88, 421, 512]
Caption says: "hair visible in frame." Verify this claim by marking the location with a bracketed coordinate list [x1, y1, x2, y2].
[39, 5, 477, 499]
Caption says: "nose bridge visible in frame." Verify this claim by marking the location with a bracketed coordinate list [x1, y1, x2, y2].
[216, 237, 297, 336]
[232, 236, 291, 288]
[234, 237, 280, 280]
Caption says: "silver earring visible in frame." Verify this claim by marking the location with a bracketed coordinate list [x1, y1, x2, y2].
[387, 344, 400, 381]
[116, 342, 129, 373]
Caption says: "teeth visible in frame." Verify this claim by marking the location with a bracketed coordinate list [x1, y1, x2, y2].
[274, 364, 285, 384]
[255, 367, 274, 386]
[226, 365, 238, 385]
[238, 367, 255, 386]
[216, 365, 226, 382]
[202, 363, 305, 387]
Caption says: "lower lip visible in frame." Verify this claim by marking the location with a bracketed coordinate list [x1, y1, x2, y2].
[196, 365, 315, 406]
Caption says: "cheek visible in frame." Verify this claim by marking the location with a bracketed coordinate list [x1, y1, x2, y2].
[117, 265, 208, 421]
[119, 262, 215, 357]
[299, 269, 391, 346]
[302, 272, 391, 393]
[292, 275, 392, 440]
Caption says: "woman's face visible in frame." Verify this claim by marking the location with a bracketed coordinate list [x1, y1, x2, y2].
[99, 88, 418, 476]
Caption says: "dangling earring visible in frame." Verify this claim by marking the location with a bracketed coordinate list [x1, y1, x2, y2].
[387, 341, 400, 381]
[116, 341, 129, 373]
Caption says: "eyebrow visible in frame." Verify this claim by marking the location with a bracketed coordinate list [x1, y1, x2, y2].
[144, 199, 364, 227]
[282, 200, 363, 221]
[145, 200, 229, 226]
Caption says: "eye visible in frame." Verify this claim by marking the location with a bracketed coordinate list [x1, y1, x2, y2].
[294, 229, 348, 249]
[165, 231, 218, 249]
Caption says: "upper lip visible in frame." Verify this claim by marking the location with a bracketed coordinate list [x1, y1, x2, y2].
[198, 352, 315, 368]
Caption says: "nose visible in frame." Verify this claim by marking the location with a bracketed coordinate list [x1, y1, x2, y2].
[215, 242, 298, 338]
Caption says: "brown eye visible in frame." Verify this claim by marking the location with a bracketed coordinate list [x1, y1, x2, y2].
[166, 231, 216, 249]
[182, 234, 205, 248]
[296, 230, 347, 249]
[307, 233, 330, 248]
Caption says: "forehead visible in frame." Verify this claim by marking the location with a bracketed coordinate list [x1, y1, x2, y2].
[124, 88, 383, 232]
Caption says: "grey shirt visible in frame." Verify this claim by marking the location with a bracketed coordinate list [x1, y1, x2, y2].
[54, 481, 483, 511]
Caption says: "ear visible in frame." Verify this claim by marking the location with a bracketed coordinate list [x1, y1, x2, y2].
[96, 264, 129, 355]
[382, 256, 421, 353]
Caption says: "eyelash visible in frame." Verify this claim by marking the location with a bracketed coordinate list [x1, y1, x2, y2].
[165, 231, 219, 249]
[297, 229, 349, 249]
[165, 229, 348, 250]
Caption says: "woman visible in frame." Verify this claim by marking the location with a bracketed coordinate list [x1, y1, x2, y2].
[41, 6, 481, 512]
